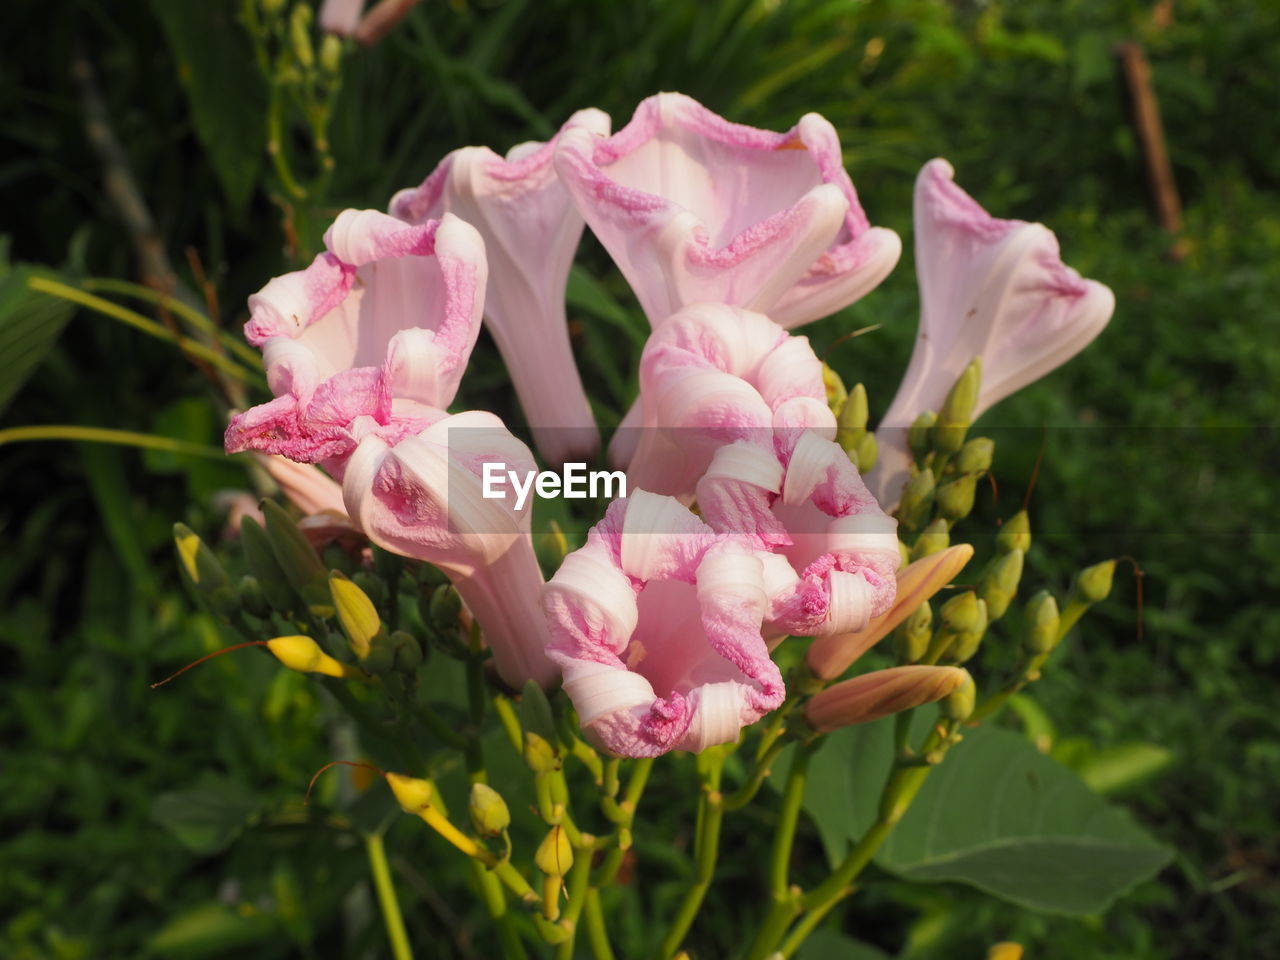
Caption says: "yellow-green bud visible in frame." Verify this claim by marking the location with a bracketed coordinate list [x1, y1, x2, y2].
[823, 364, 848, 411]
[910, 519, 950, 561]
[266, 635, 350, 678]
[908, 411, 937, 462]
[241, 517, 296, 614]
[949, 599, 988, 663]
[836, 382, 868, 455]
[936, 473, 979, 522]
[537, 520, 570, 569]
[1024, 590, 1061, 654]
[385, 772, 434, 815]
[361, 633, 396, 675]
[853, 432, 878, 474]
[894, 601, 933, 664]
[979, 549, 1024, 621]
[998, 510, 1031, 554]
[330, 571, 383, 661]
[940, 591, 982, 634]
[319, 34, 342, 75]
[173, 523, 228, 592]
[261, 500, 329, 616]
[519, 679, 558, 744]
[523, 732, 560, 774]
[535, 825, 574, 877]
[427, 583, 462, 630]
[956, 436, 995, 474]
[933, 358, 982, 455]
[898, 467, 935, 532]
[390, 630, 423, 672]
[261, 0, 287, 16]
[238, 575, 270, 619]
[289, 4, 314, 70]
[1074, 560, 1116, 604]
[469, 783, 511, 836]
[941, 671, 976, 721]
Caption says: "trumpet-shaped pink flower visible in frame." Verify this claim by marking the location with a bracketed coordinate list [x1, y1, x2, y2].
[543, 491, 785, 757]
[696, 433, 900, 641]
[626, 303, 835, 500]
[255, 454, 347, 517]
[868, 159, 1115, 506]
[390, 109, 611, 464]
[805, 665, 970, 732]
[319, 0, 364, 35]
[342, 411, 556, 690]
[553, 93, 900, 467]
[225, 210, 486, 477]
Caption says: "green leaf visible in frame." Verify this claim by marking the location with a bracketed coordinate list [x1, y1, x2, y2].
[149, 902, 277, 958]
[150, 2, 266, 211]
[1069, 742, 1175, 796]
[151, 773, 261, 854]
[800, 718, 1173, 915]
[0, 267, 75, 416]
[795, 928, 889, 960]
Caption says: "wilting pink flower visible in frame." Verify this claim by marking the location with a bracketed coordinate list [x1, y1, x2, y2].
[319, 0, 364, 35]
[626, 303, 835, 500]
[696, 433, 900, 641]
[553, 93, 900, 466]
[543, 491, 785, 757]
[391, 109, 611, 464]
[224, 210, 486, 478]
[805, 665, 970, 732]
[868, 159, 1115, 506]
[342, 411, 556, 690]
[255, 454, 347, 517]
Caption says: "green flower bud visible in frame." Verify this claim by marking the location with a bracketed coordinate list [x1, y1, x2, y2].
[897, 467, 935, 533]
[894, 601, 933, 664]
[535, 825, 574, 877]
[998, 510, 1031, 554]
[936, 473, 979, 522]
[361, 633, 396, 675]
[523, 732, 560, 774]
[519, 679, 558, 745]
[261, 500, 330, 616]
[823, 364, 848, 411]
[949, 599, 988, 663]
[940, 591, 982, 634]
[173, 523, 229, 593]
[1074, 559, 1116, 604]
[1024, 590, 1061, 654]
[933, 358, 982, 455]
[238, 575, 270, 619]
[427, 584, 462, 630]
[955, 436, 995, 474]
[240, 517, 296, 614]
[941, 671, 976, 722]
[289, 3, 314, 70]
[853, 431, 878, 474]
[330, 571, 384, 661]
[979, 549, 1024, 621]
[469, 783, 511, 836]
[910, 519, 950, 561]
[836, 382, 868, 456]
[372, 546, 404, 584]
[908, 411, 937, 462]
[390, 630, 423, 672]
[261, 0, 287, 17]
[319, 34, 343, 75]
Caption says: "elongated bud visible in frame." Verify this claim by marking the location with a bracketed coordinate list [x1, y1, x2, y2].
[988, 944, 1024, 960]
[807, 544, 974, 681]
[940, 591, 982, 634]
[823, 364, 848, 411]
[385, 772, 435, 815]
[1074, 559, 1116, 603]
[956, 436, 994, 474]
[805, 665, 970, 732]
[936, 472, 979, 522]
[319, 33, 342, 74]
[290, 3, 315, 69]
[894, 601, 933, 664]
[520, 680, 558, 745]
[238, 575, 270, 619]
[998, 510, 1031, 554]
[911, 518, 950, 561]
[836, 382, 868, 454]
[942, 671, 976, 721]
[261, 0, 287, 16]
[523, 732, 560, 774]
[174, 523, 228, 592]
[537, 521, 570, 569]
[933, 358, 981, 455]
[908, 410, 937, 462]
[469, 783, 511, 836]
[948, 598, 988, 663]
[390, 630, 423, 672]
[262, 500, 331, 616]
[979, 549, 1024, 621]
[1024, 590, 1061, 654]
[854, 432, 878, 474]
[241, 517, 296, 614]
[330, 571, 383, 660]
[535, 825, 574, 877]
[267, 635, 351, 678]
[898, 467, 935, 532]
[427, 583, 462, 630]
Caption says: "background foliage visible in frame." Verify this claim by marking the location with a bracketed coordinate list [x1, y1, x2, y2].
[2, 0, 1277, 957]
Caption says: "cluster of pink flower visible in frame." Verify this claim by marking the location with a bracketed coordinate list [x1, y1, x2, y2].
[227, 94, 1113, 758]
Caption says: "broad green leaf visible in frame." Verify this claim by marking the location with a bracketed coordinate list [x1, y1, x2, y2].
[150, 2, 266, 211]
[799, 718, 1173, 915]
[151, 773, 261, 854]
[0, 267, 75, 416]
[795, 928, 889, 960]
[149, 902, 277, 958]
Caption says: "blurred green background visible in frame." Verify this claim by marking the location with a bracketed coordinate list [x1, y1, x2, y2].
[2, 1, 1277, 957]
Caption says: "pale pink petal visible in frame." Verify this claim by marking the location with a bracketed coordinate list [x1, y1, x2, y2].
[319, 0, 364, 35]
[255, 453, 347, 516]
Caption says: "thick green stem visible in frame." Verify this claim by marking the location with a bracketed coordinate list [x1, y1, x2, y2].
[472, 861, 527, 960]
[365, 833, 414, 960]
[596, 758, 654, 887]
[554, 838, 595, 959]
[655, 756, 725, 959]
[584, 888, 616, 960]
[770, 745, 811, 897]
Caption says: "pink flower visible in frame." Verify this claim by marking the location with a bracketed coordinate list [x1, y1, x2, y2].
[254, 454, 347, 517]
[553, 93, 900, 466]
[868, 159, 1115, 506]
[391, 109, 612, 464]
[625, 303, 835, 500]
[319, 0, 364, 36]
[342, 411, 556, 691]
[543, 491, 785, 757]
[805, 665, 970, 732]
[224, 210, 486, 477]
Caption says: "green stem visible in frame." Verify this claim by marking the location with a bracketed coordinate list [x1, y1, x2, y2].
[596, 758, 654, 887]
[723, 737, 787, 811]
[365, 833, 414, 960]
[492, 693, 523, 754]
[554, 839, 595, 959]
[583, 888, 616, 960]
[471, 861, 527, 960]
[0, 425, 229, 460]
[743, 745, 811, 960]
[656, 756, 725, 959]
[777, 888, 853, 958]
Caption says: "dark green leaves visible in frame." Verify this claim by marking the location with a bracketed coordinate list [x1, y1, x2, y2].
[0, 267, 75, 417]
[151, 774, 261, 855]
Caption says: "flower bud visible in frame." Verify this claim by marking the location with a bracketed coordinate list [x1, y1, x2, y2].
[261, 0, 287, 16]
[173, 523, 228, 593]
[836, 382, 868, 455]
[998, 510, 1031, 554]
[240, 517, 297, 614]
[894, 601, 933, 664]
[940, 591, 982, 634]
[988, 944, 1024, 960]
[979, 549, 1024, 621]
[1023, 590, 1061, 654]
[385, 772, 434, 815]
[805, 665, 970, 732]
[361, 633, 396, 675]
[320, 34, 343, 74]
[427, 583, 462, 630]
[948, 599, 988, 663]
[330, 571, 383, 661]
[390, 630, 424, 672]
[238, 575, 270, 619]
[908, 410, 937, 462]
[267, 635, 350, 678]
[537, 521, 570, 569]
[932, 358, 981, 454]
[823, 363, 848, 411]
[262, 500, 331, 616]
[535, 825, 574, 877]
[897, 467, 935, 532]
[469, 783, 511, 836]
[910, 518, 950, 561]
[853, 431, 878, 474]
[519, 679, 558, 745]
[936, 472, 979, 522]
[956, 436, 994, 474]
[941, 671, 976, 721]
[523, 732, 560, 774]
[290, 3, 315, 69]
[1074, 559, 1116, 604]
